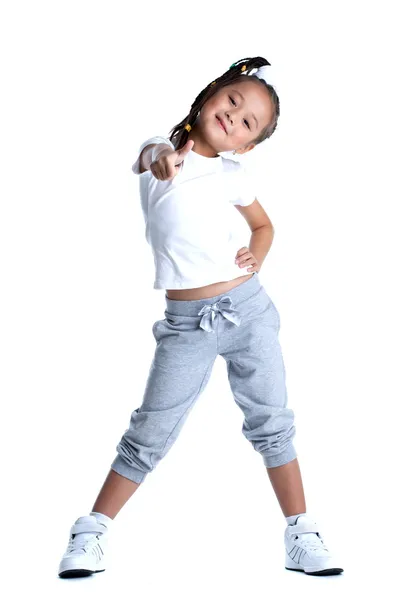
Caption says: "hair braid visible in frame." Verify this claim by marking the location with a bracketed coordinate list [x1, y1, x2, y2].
[167, 56, 279, 152]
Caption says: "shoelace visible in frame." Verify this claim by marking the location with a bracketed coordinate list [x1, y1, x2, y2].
[292, 532, 329, 552]
[67, 533, 102, 554]
[66, 519, 106, 555]
[288, 520, 330, 554]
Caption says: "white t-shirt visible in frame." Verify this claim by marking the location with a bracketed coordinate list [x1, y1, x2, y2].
[132, 135, 257, 290]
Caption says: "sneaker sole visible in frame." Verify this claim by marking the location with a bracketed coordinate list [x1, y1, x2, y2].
[285, 566, 344, 576]
[59, 568, 105, 578]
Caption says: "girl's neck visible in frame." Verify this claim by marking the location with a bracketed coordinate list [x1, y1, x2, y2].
[188, 128, 219, 158]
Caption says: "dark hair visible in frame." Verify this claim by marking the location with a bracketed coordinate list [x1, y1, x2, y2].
[167, 56, 280, 152]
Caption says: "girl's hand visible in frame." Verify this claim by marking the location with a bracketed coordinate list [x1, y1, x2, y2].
[235, 247, 260, 273]
[150, 139, 195, 181]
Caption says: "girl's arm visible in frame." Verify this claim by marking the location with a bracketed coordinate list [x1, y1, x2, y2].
[138, 143, 175, 173]
[132, 136, 175, 175]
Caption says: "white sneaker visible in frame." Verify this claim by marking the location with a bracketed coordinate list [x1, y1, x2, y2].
[58, 515, 109, 578]
[284, 515, 344, 576]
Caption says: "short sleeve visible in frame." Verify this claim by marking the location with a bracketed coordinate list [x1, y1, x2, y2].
[228, 164, 256, 206]
[131, 136, 175, 175]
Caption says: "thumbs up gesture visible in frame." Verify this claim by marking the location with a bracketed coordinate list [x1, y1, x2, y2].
[150, 139, 194, 181]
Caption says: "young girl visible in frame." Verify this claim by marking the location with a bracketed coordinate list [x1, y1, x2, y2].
[58, 56, 343, 578]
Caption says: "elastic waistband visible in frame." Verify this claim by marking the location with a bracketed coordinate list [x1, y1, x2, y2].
[164, 273, 262, 316]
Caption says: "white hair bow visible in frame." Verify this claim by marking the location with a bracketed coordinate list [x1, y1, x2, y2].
[242, 65, 278, 95]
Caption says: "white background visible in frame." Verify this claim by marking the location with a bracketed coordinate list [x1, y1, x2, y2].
[1, 1, 399, 598]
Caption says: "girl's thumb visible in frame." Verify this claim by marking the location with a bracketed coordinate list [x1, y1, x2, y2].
[178, 139, 195, 156]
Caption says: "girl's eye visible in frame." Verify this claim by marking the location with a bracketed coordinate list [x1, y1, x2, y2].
[229, 96, 251, 130]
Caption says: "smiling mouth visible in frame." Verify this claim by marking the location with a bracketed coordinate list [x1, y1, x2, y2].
[216, 116, 227, 133]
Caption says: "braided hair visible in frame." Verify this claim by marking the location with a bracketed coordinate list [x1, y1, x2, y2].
[167, 56, 280, 152]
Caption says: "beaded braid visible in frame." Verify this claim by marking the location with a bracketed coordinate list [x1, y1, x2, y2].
[167, 56, 280, 153]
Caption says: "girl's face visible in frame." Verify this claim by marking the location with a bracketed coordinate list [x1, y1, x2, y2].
[191, 78, 274, 157]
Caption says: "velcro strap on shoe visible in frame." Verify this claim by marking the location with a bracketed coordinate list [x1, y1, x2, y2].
[289, 522, 319, 535]
[71, 522, 106, 535]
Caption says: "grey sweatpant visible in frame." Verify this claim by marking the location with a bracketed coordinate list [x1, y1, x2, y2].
[111, 273, 297, 484]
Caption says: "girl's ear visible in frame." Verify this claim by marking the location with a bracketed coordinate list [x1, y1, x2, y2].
[235, 143, 256, 155]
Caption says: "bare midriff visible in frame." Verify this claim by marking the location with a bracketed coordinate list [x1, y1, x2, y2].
[166, 273, 253, 301]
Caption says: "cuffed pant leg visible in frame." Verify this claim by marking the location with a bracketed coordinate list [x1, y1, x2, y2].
[111, 314, 218, 483]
